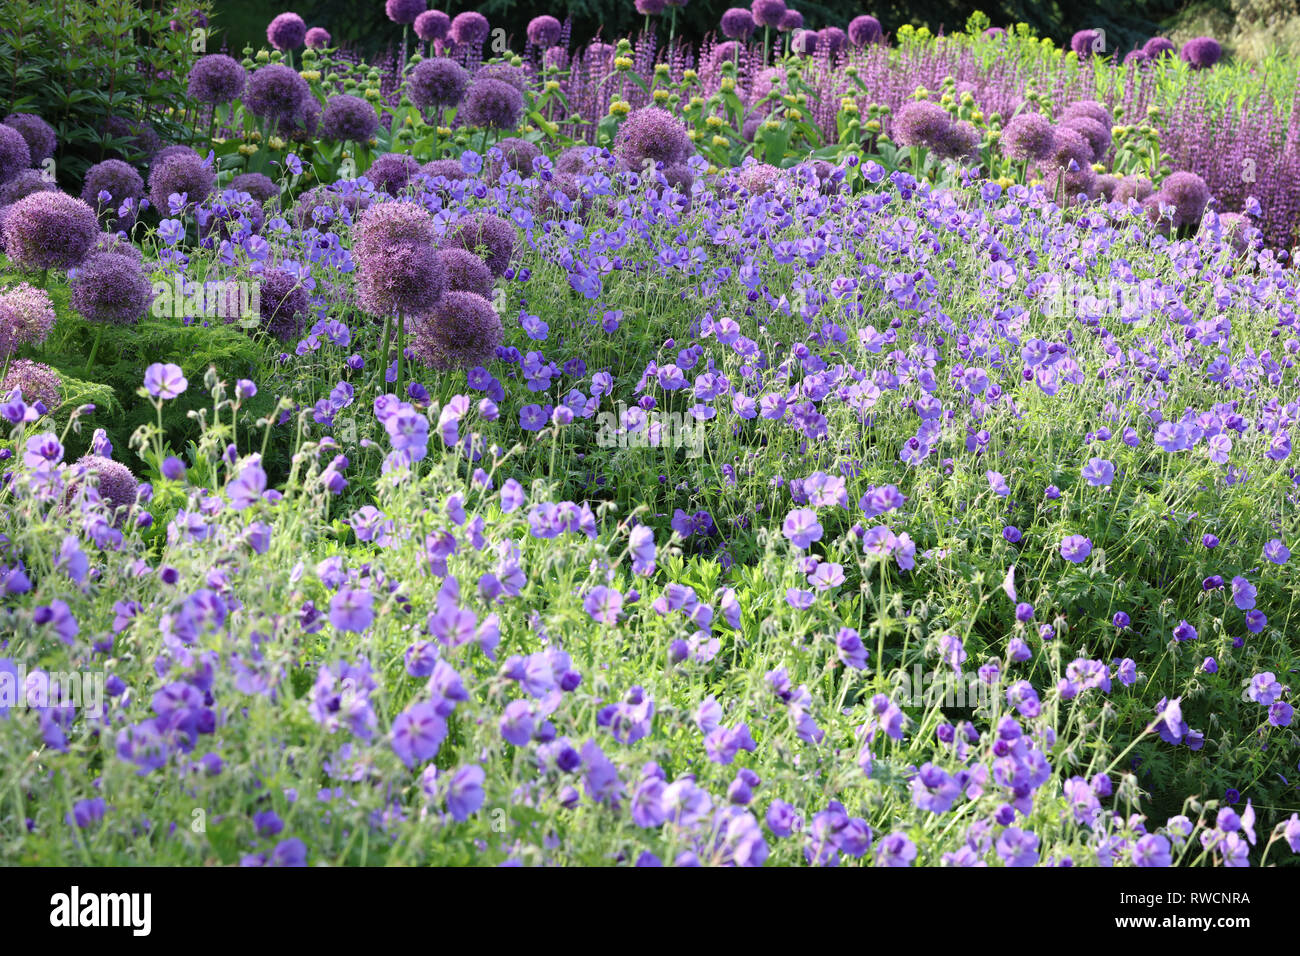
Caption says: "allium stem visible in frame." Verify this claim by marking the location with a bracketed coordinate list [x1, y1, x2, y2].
[396, 311, 406, 398]
[84, 325, 104, 376]
[379, 312, 393, 392]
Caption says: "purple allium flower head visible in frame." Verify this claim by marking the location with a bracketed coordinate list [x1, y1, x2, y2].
[1070, 29, 1104, 57]
[819, 27, 848, 56]
[0, 282, 56, 357]
[409, 290, 502, 371]
[1181, 36, 1222, 69]
[81, 159, 144, 230]
[1061, 99, 1111, 127]
[1040, 125, 1092, 172]
[2, 191, 99, 270]
[243, 64, 310, 121]
[71, 455, 139, 518]
[459, 78, 524, 130]
[636, 0, 668, 14]
[440, 212, 516, 276]
[0, 124, 31, 183]
[258, 267, 309, 341]
[3, 114, 56, 166]
[492, 137, 542, 175]
[0, 168, 56, 209]
[363, 152, 421, 196]
[1123, 49, 1149, 66]
[449, 11, 489, 45]
[848, 15, 883, 46]
[407, 57, 469, 111]
[615, 106, 693, 171]
[69, 253, 151, 326]
[1115, 175, 1153, 204]
[386, 0, 426, 25]
[414, 10, 450, 42]
[1155, 171, 1211, 228]
[720, 8, 756, 39]
[2, 359, 61, 410]
[230, 172, 280, 205]
[1143, 36, 1176, 58]
[750, 0, 786, 29]
[892, 100, 954, 151]
[187, 55, 247, 105]
[777, 9, 802, 32]
[420, 158, 468, 182]
[527, 15, 562, 47]
[358, 242, 447, 317]
[147, 151, 215, 211]
[319, 94, 379, 143]
[1061, 115, 1111, 163]
[266, 12, 307, 51]
[305, 27, 331, 49]
[438, 247, 494, 297]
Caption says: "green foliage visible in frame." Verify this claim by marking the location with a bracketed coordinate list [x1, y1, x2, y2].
[0, 0, 213, 188]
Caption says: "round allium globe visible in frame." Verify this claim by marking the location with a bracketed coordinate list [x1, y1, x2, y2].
[0, 282, 56, 357]
[709, 41, 742, 70]
[1094, 174, 1119, 201]
[3, 114, 56, 166]
[407, 57, 470, 111]
[1070, 29, 1103, 57]
[1158, 170, 1212, 227]
[460, 78, 524, 130]
[358, 242, 447, 317]
[93, 232, 143, 261]
[475, 62, 528, 92]
[779, 10, 804, 32]
[934, 120, 981, 160]
[230, 172, 280, 205]
[750, 0, 786, 28]
[999, 112, 1055, 161]
[614, 106, 693, 170]
[0, 169, 56, 208]
[636, 0, 667, 14]
[1, 359, 61, 410]
[1143, 36, 1176, 58]
[0, 124, 32, 183]
[820, 27, 847, 55]
[70, 252, 151, 326]
[848, 15, 883, 46]
[81, 159, 145, 230]
[449, 11, 489, 45]
[420, 158, 468, 182]
[1040, 126, 1092, 172]
[414, 10, 450, 42]
[2, 191, 98, 270]
[438, 247, 494, 297]
[278, 96, 321, 139]
[408, 290, 502, 371]
[364, 153, 421, 196]
[1181, 37, 1222, 69]
[493, 137, 541, 175]
[984, 27, 1006, 40]
[187, 55, 247, 105]
[1115, 175, 1153, 205]
[721, 8, 756, 39]
[555, 146, 596, 174]
[153, 144, 200, 167]
[259, 267, 308, 340]
[244, 64, 310, 121]
[738, 163, 783, 194]
[148, 152, 215, 210]
[892, 100, 954, 151]
[266, 12, 307, 51]
[305, 27, 332, 49]
[440, 213, 516, 276]
[71, 455, 139, 520]
[1061, 100, 1111, 128]
[1061, 115, 1111, 163]
[527, 15, 562, 47]
[355, 201, 438, 260]
[662, 163, 695, 194]
[1124, 49, 1149, 66]
[320, 95, 380, 143]
[386, 0, 426, 25]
